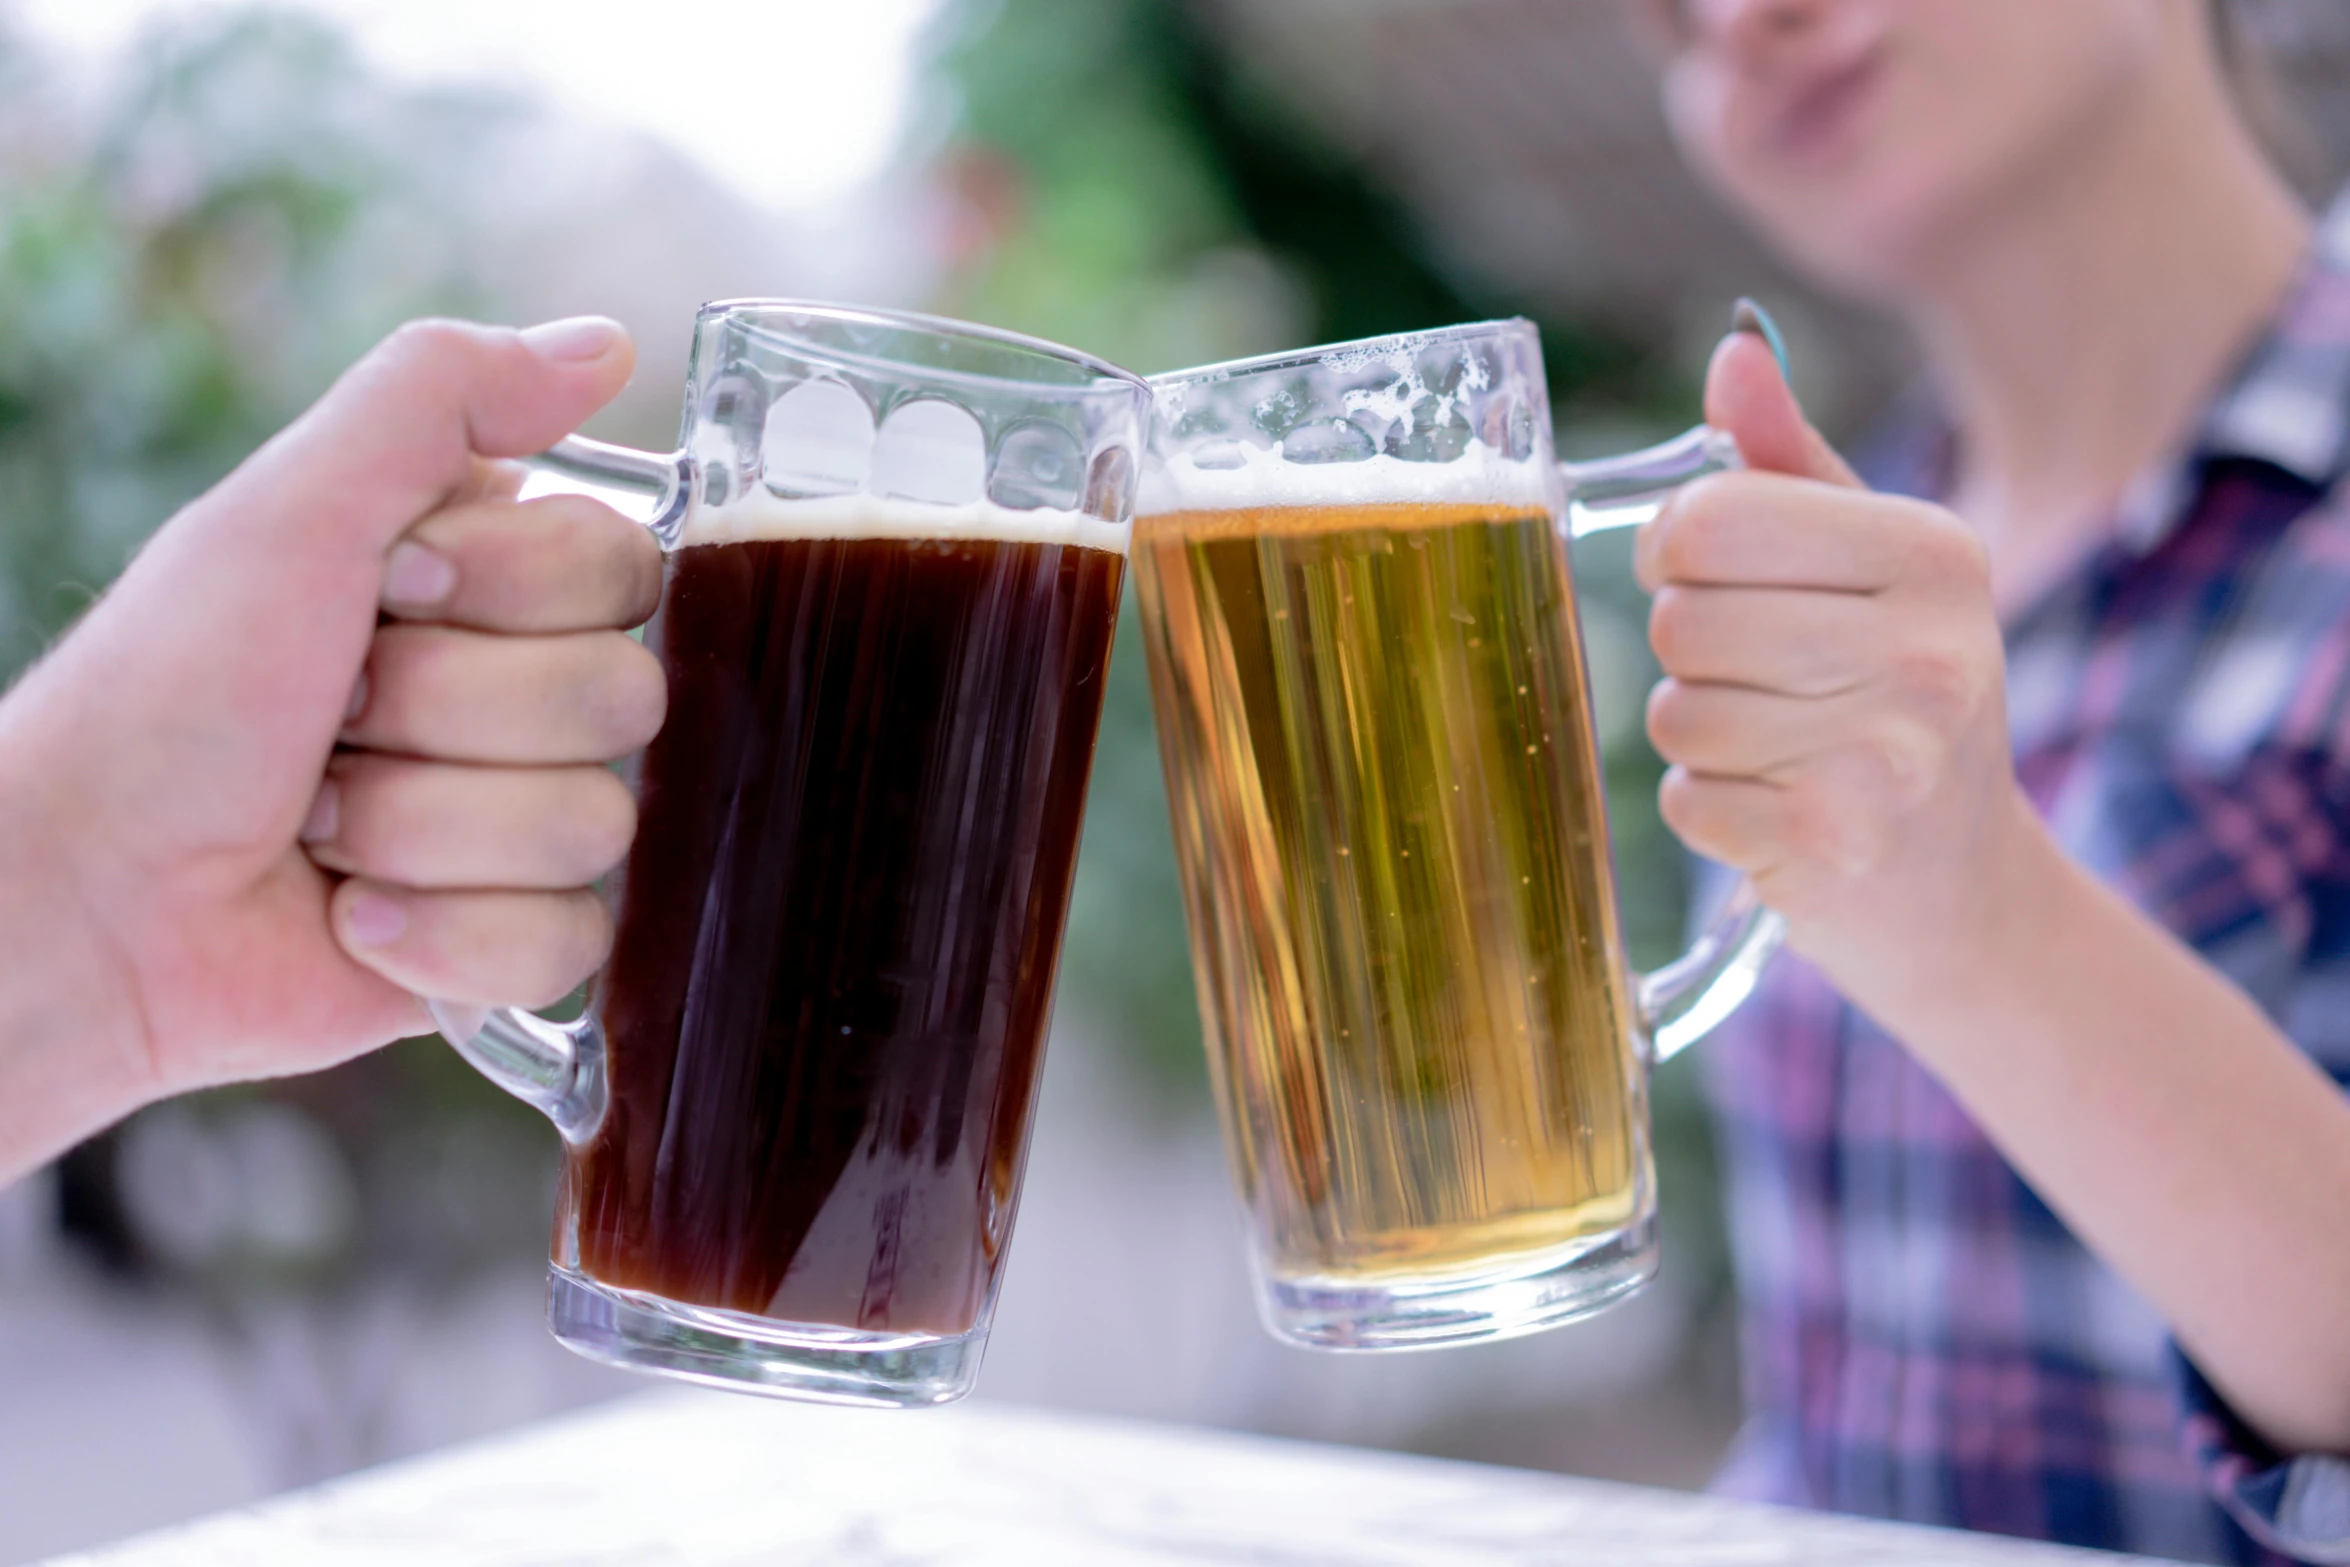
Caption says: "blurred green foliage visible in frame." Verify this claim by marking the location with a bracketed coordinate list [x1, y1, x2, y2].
[0, 12, 553, 1285]
[0, 11, 512, 678]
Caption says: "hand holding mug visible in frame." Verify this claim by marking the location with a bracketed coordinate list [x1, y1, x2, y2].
[309, 371, 666, 1009]
[1638, 331, 2037, 1017]
[0, 316, 661, 1183]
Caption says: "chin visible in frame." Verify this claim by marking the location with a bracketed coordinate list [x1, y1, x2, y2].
[1778, 228, 1932, 305]
[1742, 175, 1964, 307]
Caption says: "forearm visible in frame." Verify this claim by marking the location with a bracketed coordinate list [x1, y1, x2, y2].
[1862, 817, 2350, 1454]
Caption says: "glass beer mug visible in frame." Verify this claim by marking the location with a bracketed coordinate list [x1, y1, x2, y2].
[431, 301, 1151, 1405]
[1132, 318, 1781, 1350]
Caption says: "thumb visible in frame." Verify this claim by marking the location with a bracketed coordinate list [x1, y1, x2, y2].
[221, 315, 638, 559]
[25, 316, 640, 834]
[1704, 315, 1860, 489]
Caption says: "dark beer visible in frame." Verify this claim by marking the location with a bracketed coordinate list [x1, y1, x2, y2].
[570, 514, 1122, 1338]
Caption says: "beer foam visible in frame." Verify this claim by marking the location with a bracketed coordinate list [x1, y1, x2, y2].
[682, 490, 1129, 555]
[1140, 439, 1554, 516]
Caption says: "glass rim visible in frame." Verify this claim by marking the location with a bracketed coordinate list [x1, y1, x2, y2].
[697, 298, 1151, 399]
[1148, 317, 1539, 390]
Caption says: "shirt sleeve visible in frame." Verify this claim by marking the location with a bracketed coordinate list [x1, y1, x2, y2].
[2176, 1354, 2350, 1565]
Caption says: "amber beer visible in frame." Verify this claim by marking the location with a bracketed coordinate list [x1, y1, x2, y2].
[1132, 497, 1646, 1290]
[575, 505, 1123, 1337]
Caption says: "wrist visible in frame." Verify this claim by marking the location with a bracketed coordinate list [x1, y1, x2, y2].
[1894, 787, 2075, 1031]
[0, 715, 152, 1181]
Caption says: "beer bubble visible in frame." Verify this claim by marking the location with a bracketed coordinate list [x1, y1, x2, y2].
[1282, 416, 1379, 466]
[1385, 407, 1473, 465]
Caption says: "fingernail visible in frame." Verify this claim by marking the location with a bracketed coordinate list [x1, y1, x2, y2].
[383, 541, 457, 610]
[344, 671, 370, 725]
[345, 888, 408, 948]
[1731, 297, 1792, 379]
[300, 780, 339, 845]
[519, 315, 624, 363]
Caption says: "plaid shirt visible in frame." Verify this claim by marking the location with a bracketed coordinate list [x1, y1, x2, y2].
[1703, 193, 2350, 1565]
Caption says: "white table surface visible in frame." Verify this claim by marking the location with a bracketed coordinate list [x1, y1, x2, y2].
[46, 1391, 2157, 1565]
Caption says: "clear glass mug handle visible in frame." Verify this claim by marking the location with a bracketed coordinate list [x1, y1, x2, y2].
[423, 434, 697, 1144]
[1561, 425, 1786, 1063]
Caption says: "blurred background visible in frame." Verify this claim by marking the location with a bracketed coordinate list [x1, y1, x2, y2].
[2, 1, 2347, 1559]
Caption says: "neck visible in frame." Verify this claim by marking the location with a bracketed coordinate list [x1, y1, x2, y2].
[1911, 49, 2310, 610]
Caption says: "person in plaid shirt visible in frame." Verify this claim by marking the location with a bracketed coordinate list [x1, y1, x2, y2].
[1626, 1, 2350, 1561]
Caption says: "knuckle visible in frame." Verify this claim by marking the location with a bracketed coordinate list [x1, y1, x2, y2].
[1658, 767, 1778, 870]
[498, 893, 612, 1010]
[1655, 766, 1702, 837]
[527, 491, 627, 550]
[1900, 505, 1990, 586]
[570, 503, 664, 622]
[1657, 766, 1730, 856]
[1648, 587, 1697, 669]
[1644, 680, 1697, 760]
[1656, 477, 1735, 578]
[365, 626, 457, 723]
[1936, 518, 1993, 585]
[563, 770, 639, 874]
[1862, 721, 1940, 801]
[1663, 474, 1757, 580]
[586, 636, 668, 751]
[619, 531, 665, 624]
[524, 496, 662, 626]
[1781, 782, 1851, 869]
[1889, 642, 1979, 730]
[382, 318, 482, 382]
[1786, 772, 1889, 877]
[554, 894, 616, 992]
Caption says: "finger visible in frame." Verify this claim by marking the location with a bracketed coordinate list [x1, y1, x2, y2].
[1657, 766, 1796, 876]
[349, 625, 665, 765]
[1647, 675, 1950, 798]
[70, 319, 639, 792]
[331, 880, 611, 1009]
[381, 494, 663, 632]
[1705, 328, 1861, 487]
[1636, 471, 1939, 593]
[1647, 679, 1841, 779]
[1647, 584, 1882, 695]
[302, 754, 636, 890]
[231, 317, 637, 558]
[446, 457, 530, 507]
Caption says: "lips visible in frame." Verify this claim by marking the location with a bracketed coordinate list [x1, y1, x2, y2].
[1769, 44, 1887, 164]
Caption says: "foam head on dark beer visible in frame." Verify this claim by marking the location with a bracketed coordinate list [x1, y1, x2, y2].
[683, 489, 1130, 554]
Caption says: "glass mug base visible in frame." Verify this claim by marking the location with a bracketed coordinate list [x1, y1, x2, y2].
[1259, 1215, 1658, 1352]
[546, 1268, 984, 1408]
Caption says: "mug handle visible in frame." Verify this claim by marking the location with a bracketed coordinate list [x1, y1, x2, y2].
[422, 434, 697, 1144]
[1560, 425, 1787, 1064]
